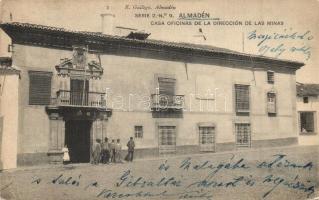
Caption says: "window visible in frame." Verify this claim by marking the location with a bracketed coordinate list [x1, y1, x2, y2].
[159, 126, 176, 145]
[158, 126, 176, 153]
[267, 71, 274, 84]
[158, 77, 176, 106]
[70, 79, 89, 106]
[199, 127, 214, 145]
[267, 92, 276, 114]
[134, 126, 143, 138]
[29, 71, 52, 105]
[199, 126, 215, 152]
[303, 97, 309, 103]
[158, 77, 176, 95]
[300, 112, 316, 134]
[235, 84, 250, 113]
[235, 123, 251, 147]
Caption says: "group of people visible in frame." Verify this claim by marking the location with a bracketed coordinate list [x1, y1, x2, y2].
[92, 137, 135, 164]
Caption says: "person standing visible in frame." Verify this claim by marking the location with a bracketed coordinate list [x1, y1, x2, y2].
[62, 145, 70, 165]
[101, 137, 110, 164]
[92, 139, 101, 165]
[110, 139, 116, 163]
[115, 139, 123, 163]
[127, 137, 135, 162]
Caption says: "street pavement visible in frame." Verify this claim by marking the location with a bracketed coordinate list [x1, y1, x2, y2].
[0, 145, 318, 200]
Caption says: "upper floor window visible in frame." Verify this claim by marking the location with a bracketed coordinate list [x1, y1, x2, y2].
[156, 76, 176, 107]
[303, 96, 309, 103]
[235, 84, 250, 114]
[134, 126, 143, 139]
[158, 77, 176, 96]
[267, 92, 277, 114]
[28, 71, 52, 105]
[267, 71, 275, 84]
[300, 111, 316, 134]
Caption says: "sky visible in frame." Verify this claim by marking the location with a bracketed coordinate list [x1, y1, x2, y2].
[0, 0, 318, 83]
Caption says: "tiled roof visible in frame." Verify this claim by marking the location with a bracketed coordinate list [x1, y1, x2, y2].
[0, 22, 304, 70]
[297, 83, 319, 96]
[0, 22, 242, 54]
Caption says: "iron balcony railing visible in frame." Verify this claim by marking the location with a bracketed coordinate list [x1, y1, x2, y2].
[151, 94, 185, 110]
[51, 90, 106, 108]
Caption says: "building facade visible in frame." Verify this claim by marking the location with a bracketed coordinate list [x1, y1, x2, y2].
[297, 83, 319, 145]
[0, 22, 304, 169]
[0, 57, 20, 170]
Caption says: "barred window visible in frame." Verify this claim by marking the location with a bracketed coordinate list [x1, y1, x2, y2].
[235, 84, 250, 113]
[199, 126, 215, 152]
[158, 126, 176, 154]
[29, 71, 52, 105]
[267, 71, 274, 84]
[134, 126, 143, 139]
[235, 123, 251, 147]
[267, 92, 276, 114]
[159, 126, 176, 146]
[199, 127, 214, 145]
[300, 112, 316, 134]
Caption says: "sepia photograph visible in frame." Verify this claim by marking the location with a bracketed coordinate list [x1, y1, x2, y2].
[0, 0, 318, 199]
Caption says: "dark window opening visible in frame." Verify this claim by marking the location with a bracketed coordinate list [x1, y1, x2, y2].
[303, 96, 309, 103]
[28, 71, 52, 105]
[158, 77, 176, 106]
[267, 71, 274, 84]
[300, 112, 316, 134]
[134, 126, 143, 138]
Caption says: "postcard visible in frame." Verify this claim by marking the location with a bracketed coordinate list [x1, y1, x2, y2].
[0, 0, 318, 199]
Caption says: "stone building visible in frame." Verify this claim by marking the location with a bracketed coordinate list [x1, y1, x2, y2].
[297, 83, 319, 145]
[0, 22, 304, 169]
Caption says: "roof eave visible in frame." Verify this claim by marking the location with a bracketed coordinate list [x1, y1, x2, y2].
[0, 22, 305, 71]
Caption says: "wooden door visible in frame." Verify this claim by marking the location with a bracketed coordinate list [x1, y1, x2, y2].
[65, 120, 92, 163]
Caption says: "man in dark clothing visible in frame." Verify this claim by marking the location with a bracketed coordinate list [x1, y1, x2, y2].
[126, 137, 135, 162]
[101, 137, 110, 164]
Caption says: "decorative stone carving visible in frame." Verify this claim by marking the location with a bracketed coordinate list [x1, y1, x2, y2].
[55, 46, 103, 79]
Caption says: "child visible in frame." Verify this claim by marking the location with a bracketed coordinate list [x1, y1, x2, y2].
[62, 145, 70, 165]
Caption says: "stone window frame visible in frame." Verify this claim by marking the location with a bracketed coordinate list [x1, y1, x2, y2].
[134, 125, 143, 139]
[299, 111, 317, 135]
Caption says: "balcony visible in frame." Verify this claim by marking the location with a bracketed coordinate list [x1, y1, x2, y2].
[51, 90, 106, 108]
[151, 94, 185, 110]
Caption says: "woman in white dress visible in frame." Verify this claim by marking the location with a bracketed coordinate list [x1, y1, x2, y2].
[62, 145, 70, 164]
